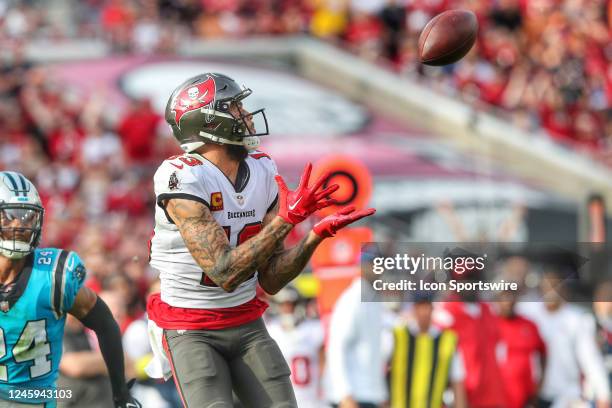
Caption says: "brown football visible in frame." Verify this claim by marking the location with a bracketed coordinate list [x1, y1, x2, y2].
[418, 10, 478, 66]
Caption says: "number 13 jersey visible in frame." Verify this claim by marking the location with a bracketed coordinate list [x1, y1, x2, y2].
[150, 151, 278, 309]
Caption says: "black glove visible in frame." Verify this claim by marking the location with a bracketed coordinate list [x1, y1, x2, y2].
[114, 379, 142, 408]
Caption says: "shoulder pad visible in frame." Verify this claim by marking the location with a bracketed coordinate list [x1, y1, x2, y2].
[162, 154, 205, 171]
[249, 151, 272, 160]
[47, 250, 86, 319]
[49, 249, 71, 318]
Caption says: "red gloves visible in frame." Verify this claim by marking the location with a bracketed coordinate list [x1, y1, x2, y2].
[275, 163, 339, 225]
[275, 163, 377, 235]
[313, 206, 376, 238]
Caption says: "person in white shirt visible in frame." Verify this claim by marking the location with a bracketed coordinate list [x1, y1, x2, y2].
[324, 250, 388, 408]
[267, 286, 326, 408]
[517, 271, 610, 408]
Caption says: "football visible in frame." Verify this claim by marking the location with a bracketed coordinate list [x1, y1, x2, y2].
[418, 9, 478, 66]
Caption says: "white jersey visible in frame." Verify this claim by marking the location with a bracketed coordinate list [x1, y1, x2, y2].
[150, 151, 278, 309]
[268, 319, 325, 408]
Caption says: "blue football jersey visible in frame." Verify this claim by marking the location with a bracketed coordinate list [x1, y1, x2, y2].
[0, 248, 86, 406]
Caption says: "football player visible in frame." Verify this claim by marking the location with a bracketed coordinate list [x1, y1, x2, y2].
[267, 286, 325, 408]
[0, 171, 140, 408]
[146, 72, 375, 407]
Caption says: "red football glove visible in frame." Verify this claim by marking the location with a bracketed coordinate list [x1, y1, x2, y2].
[275, 163, 339, 225]
[313, 206, 376, 238]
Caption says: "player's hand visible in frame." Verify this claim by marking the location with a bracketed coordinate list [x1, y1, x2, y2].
[114, 394, 141, 408]
[313, 206, 376, 238]
[275, 162, 338, 225]
[114, 379, 142, 408]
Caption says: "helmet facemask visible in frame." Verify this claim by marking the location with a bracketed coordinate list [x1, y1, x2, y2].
[214, 86, 269, 151]
[221, 88, 269, 134]
[0, 203, 44, 259]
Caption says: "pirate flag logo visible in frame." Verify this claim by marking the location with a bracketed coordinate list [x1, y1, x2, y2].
[168, 172, 180, 191]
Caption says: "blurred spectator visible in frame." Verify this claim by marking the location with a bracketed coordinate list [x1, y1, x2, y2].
[324, 250, 388, 408]
[379, 0, 406, 65]
[267, 286, 326, 408]
[517, 271, 610, 408]
[104, 272, 145, 332]
[123, 294, 182, 408]
[593, 282, 612, 402]
[593, 281, 612, 402]
[0, 43, 31, 97]
[5, 0, 612, 160]
[116, 98, 160, 164]
[122, 314, 173, 407]
[100, 290, 129, 333]
[310, 1, 348, 39]
[57, 315, 114, 408]
[389, 294, 467, 408]
[100, 0, 135, 51]
[80, 124, 123, 167]
[435, 260, 508, 408]
[495, 291, 547, 408]
[123, 280, 180, 408]
[436, 299, 508, 408]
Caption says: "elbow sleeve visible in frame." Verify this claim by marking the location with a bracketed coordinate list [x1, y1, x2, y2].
[78, 297, 127, 399]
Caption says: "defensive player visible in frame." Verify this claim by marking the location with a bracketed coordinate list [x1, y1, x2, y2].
[146, 72, 375, 407]
[267, 287, 325, 408]
[0, 171, 140, 408]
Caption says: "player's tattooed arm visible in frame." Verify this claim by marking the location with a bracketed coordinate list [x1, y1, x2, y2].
[165, 197, 294, 292]
[257, 204, 324, 295]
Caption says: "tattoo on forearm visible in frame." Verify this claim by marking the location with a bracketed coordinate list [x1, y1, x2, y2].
[214, 220, 293, 291]
[258, 234, 320, 294]
[166, 198, 293, 292]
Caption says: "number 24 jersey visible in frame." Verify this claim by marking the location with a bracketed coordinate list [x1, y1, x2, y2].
[0, 249, 86, 406]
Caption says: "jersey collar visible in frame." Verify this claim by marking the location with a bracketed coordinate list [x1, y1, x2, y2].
[197, 154, 251, 193]
[0, 254, 34, 313]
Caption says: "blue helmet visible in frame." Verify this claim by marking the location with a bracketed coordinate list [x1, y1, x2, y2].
[0, 172, 44, 259]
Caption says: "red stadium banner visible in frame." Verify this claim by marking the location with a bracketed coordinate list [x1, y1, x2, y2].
[312, 226, 373, 320]
[311, 155, 373, 218]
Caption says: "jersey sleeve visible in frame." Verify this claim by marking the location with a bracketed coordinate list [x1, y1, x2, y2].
[154, 159, 210, 211]
[51, 250, 87, 317]
[262, 154, 279, 213]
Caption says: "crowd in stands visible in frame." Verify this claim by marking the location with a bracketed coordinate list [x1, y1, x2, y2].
[2, 0, 612, 155]
[4, 0, 612, 154]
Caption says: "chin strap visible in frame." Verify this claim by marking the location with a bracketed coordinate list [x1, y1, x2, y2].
[185, 133, 261, 153]
[0, 240, 32, 259]
[243, 136, 260, 151]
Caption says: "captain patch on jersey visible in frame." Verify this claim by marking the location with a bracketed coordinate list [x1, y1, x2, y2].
[149, 151, 278, 310]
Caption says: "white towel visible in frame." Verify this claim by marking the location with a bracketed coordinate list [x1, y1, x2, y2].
[144, 319, 172, 381]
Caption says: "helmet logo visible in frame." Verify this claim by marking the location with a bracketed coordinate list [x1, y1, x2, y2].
[187, 87, 200, 99]
[2, 172, 30, 197]
[172, 76, 216, 126]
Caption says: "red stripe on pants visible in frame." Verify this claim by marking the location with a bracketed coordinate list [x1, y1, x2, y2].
[162, 332, 189, 408]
